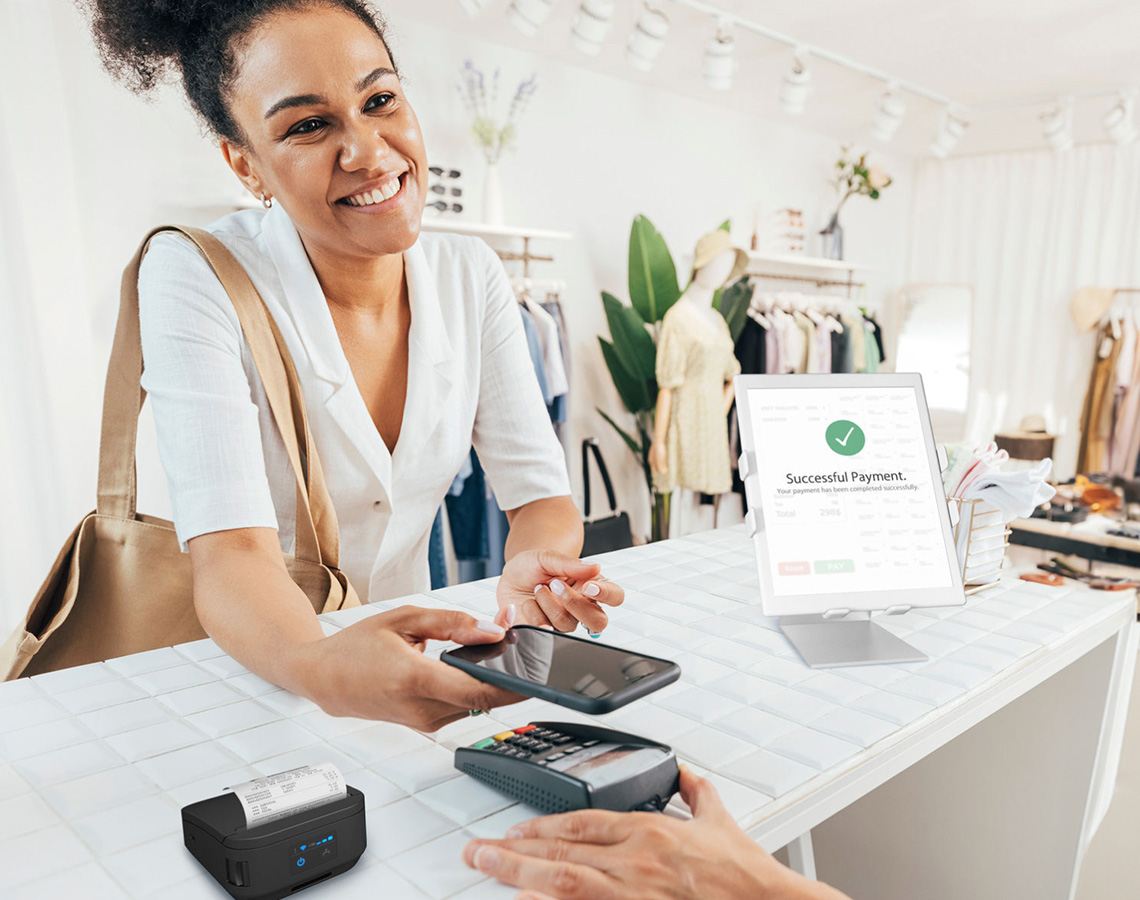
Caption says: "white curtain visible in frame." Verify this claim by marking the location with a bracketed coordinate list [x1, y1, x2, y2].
[0, 0, 101, 634]
[907, 143, 1140, 477]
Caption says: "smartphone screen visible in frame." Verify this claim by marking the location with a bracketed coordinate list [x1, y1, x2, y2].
[445, 626, 676, 703]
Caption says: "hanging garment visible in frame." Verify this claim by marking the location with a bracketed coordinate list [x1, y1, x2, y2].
[541, 297, 572, 435]
[428, 509, 447, 589]
[1110, 324, 1140, 476]
[765, 315, 781, 373]
[816, 318, 832, 374]
[734, 316, 768, 376]
[830, 321, 847, 373]
[519, 306, 552, 406]
[523, 296, 569, 398]
[1077, 325, 1121, 473]
[862, 319, 881, 373]
[841, 312, 867, 372]
[653, 300, 740, 494]
[868, 316, 887, 365]
[795, 312, 818, 373]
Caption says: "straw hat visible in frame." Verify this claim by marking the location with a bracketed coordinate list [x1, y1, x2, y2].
[692, 230, 749, 285]
[1070, 286, 1115, 332]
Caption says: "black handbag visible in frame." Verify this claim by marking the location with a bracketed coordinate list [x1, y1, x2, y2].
[580, 439, 635, 557]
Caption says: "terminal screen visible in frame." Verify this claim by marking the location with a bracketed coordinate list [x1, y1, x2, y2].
[747, 385, 955, 597]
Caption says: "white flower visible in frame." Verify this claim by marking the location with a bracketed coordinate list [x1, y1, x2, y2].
[867, 167, 891, 190]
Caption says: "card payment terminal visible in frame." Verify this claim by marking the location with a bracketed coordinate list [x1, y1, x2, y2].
[455, 721, 679, 814]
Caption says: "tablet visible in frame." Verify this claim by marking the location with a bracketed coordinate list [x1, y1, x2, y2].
[733, 373, 966, 618]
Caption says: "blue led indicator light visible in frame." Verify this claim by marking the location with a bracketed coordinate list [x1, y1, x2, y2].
[300, 845, 306, 851]
[296, 858, 306, 867]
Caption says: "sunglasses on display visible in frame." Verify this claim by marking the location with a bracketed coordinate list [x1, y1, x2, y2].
[428, 201, 464, 213]
[429, 185, 463, 196]
[429, 166, 461, 178]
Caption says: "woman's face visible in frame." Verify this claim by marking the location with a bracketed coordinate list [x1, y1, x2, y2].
[223, 5, 427, 261]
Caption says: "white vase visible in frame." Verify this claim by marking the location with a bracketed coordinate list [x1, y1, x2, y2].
[483, 162, 505, 226]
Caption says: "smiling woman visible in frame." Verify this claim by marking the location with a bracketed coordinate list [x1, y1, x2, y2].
[75, 0, 625, 729]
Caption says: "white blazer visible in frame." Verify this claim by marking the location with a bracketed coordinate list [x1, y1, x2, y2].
[137, 206, 570, 603]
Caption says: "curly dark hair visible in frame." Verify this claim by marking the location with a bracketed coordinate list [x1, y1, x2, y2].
[78, 0, 396, 144]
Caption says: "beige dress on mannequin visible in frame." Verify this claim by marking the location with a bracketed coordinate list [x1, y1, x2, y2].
[652, 300, 741, 494]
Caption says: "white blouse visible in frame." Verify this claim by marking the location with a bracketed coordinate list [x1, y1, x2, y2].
[137, 205, 570, 603]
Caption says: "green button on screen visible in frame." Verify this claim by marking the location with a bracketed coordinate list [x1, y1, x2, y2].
[814, 559, 855, 574]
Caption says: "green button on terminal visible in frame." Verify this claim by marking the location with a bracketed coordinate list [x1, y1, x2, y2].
[472, 738, 497, 750]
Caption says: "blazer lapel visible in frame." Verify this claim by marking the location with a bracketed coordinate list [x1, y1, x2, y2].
[392, 241, 455, 475]
[263, 207, 394, 495]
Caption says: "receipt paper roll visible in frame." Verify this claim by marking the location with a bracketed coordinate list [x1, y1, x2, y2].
[227, 763, 347, 828]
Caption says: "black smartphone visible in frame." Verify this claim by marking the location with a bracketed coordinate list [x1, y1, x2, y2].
[441, 625, 681, 715]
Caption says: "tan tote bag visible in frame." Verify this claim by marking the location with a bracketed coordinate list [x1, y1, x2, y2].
[1, 226, 360, 680]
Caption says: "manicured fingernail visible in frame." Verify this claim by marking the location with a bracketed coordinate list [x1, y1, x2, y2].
[534, 584, 545, 595]
[506, 604, 517, 627]
[477, 620, 505, 635]
[473, 845, 500, 872]
[550, 579, 567, 596]
[505, 826, 525, 839]
[587, 631, 602, 639]
[583, 582, 601, 597]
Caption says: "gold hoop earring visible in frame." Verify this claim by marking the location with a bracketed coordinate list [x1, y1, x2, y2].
[261, 193, 273, 209]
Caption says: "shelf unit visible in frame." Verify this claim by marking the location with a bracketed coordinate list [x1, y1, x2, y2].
[420, 219, 573, 277]
[745, 252, 877, 296]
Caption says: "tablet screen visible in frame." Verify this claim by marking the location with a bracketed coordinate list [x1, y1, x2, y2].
[746, 384, 955, 597]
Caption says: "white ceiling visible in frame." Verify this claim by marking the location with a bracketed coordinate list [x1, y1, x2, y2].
[384, 0, 1140, 157]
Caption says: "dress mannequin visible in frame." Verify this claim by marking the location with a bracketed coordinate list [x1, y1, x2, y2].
[649, 231, 748, 495]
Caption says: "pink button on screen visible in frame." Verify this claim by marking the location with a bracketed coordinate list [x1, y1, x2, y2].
[778, 561, 811, 576]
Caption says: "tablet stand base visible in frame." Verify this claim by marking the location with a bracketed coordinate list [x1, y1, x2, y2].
[779, 614, 928, 669]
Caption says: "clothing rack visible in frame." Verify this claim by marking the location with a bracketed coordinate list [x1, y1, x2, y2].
[748, 270, 867, 296]
[496, 237, 553, 279]
[744, 253, 874, 299]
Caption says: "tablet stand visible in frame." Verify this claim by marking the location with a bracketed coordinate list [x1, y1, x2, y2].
[778, 611, 927, 669]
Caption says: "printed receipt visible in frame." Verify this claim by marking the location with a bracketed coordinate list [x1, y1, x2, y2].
[227, 763, 346, 828]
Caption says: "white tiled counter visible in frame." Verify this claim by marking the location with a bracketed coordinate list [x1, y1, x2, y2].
[0, 526, 1134, 900]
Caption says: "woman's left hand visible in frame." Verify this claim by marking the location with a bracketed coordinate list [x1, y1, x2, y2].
[497, 550, 624, 633]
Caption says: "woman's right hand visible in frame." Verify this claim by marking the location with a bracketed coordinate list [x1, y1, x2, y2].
[293, 605, 524, 731]
[648, 439, 668, 476]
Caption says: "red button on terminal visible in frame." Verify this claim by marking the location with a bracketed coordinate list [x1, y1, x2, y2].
[513, 725, 537, 734]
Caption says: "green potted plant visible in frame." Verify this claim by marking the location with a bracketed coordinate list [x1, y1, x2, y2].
[598, 216, 752, 542]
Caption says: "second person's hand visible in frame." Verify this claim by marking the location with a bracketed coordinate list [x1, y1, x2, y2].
[498, 549, 625, 633]
[293, 605, 524, 731]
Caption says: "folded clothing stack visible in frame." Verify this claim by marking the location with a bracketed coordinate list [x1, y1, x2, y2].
[943, 443, 1056, 584]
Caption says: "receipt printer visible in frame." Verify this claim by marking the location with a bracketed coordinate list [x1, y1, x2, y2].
[181, 786, 366, 899]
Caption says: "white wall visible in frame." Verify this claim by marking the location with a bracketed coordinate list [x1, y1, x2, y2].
[0, 0, 913, 633]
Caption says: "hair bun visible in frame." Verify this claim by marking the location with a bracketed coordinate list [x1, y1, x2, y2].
[79, 0, 261, 92]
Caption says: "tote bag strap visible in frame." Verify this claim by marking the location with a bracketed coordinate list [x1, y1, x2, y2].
[97, 225, 338, 567]
[581, 438, 618, 519]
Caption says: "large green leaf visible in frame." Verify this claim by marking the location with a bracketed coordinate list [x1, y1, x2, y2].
[596, 407, 643, 457]
[717, 276, 754, 343]
[599, 338, 649, 413]
[602, 291, 655, 384]
[628, 215, 680, 323]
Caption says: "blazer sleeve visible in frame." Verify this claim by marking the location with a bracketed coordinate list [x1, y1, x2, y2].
[470, 242, 571, 511]
[137, 233, 279, 549]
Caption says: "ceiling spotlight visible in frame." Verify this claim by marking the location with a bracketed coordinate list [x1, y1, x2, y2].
[627, 4, 669, 72]
[457, 0, 491, 16]
[1104, 91, 1139, 146]
[571, 0, 615, 56]
[1041, 99, 1074, 152]
[508, 0, 555, 37]
[930, 105, 969, 158]
[702, 19, 735, 92]
[779, 46, 811, 115]
[870, 82, 906, 143]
